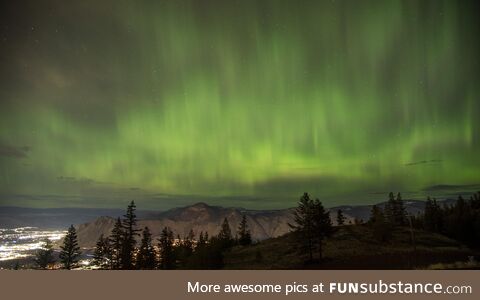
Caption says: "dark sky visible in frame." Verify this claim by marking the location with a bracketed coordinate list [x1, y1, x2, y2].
[0, 0, 479, 210]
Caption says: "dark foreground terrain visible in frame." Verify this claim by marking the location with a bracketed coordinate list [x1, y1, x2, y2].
[224, 225, 478, 269]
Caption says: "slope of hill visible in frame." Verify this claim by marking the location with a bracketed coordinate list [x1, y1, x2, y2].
[223, 225, 477, 269]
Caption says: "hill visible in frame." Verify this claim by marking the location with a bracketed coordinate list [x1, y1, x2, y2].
[223, 225, 477, 269]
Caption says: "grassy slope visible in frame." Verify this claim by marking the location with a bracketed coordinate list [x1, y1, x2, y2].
[223, 225, 477, 269]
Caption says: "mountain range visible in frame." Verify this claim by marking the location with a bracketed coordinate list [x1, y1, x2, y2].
[0, 199, 456, 248]
[75, 202, 294, 247]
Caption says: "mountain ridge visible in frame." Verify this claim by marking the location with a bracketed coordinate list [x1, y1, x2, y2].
[1, 198, 458, 248]
[72, 199, 457, 248]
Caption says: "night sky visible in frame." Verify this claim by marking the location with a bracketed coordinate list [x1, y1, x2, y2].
[0, 0, 479, 209]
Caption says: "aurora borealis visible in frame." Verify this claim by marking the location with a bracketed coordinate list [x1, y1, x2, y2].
[0, 0, 479, 209]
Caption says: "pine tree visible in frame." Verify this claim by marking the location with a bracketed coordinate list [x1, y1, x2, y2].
[59, 225, 81, 270]
[174, 229, 195, 268]
[217, 217, 234, 249]
[237, 215, 252, 246]
[109, 217, 123, 269]
[368, 205, 381, 224]
[432, 198, 443, 232]
[455, 195, 467, 216]
[394, 192, 407, 225]
[289, 192, 315, 262]
[470, 191, 480, 209]
[424, 193, 480, 248]
[188, 230, 209, 269]
[35, 238, 55, 269]
[369, 205, 391, 242]
[136, 226, 157, 269]
[384, 192, 396, 224]
[311, 199, 333, 261]
[384, 192, 407, 226]
[93, 234, 112, 269]
[183, 229, 195, 256]
[93, 235, 104, 267]
[424, 197, 435, 231]
[158, 227, 175, 269]
[198, 231, 206, 247]
[336, 209, 345, 226]
[201, 235, 225, 269]
[121, 200, 141, 269]
[197, 231, 209, 249]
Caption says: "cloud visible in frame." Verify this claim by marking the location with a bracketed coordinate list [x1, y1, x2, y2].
[423, 183, 480, 192]
[0, 142, 31, 158]
[404, 159, 442, 167]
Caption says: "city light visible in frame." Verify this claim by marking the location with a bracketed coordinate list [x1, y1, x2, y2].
[0, 227, 66, 261]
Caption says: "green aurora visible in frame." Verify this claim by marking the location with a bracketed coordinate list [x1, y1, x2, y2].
[0, 0, 479, 209]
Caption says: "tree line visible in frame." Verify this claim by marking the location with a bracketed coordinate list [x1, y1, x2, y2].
[93, 201, 252, 269]
[366, 192, 407, 242]
[364, 191, 480, 247]
[288, 191, 480, 264]
[35, 200, 252, 270]
[415, 192, 480, 248]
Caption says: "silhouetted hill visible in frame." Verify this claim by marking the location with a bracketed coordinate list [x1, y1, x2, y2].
[224, 225, 477, 269]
